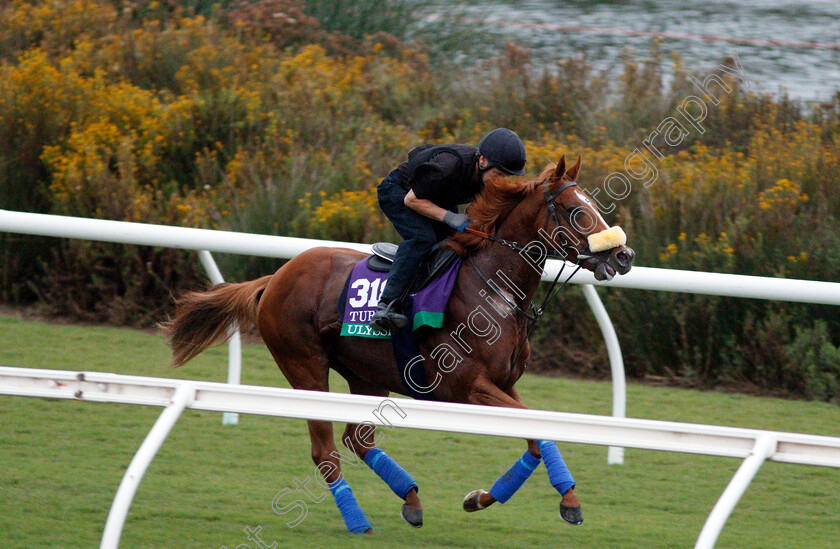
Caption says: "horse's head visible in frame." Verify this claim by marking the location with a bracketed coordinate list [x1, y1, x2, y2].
[450, 155, 634, 280]
[534, 156, 635, 281]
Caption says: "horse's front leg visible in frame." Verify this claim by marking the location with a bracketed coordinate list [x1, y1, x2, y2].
[462, 379, 583, 525]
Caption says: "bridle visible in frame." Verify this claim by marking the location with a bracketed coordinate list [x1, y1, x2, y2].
[466, 179, 592, 261]
[465, 178, 592, 368]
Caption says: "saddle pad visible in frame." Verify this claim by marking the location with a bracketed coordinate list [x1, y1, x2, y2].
[339, 256, 461, 339]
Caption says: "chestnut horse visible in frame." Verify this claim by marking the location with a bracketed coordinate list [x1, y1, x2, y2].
[163, 156, 634, 533]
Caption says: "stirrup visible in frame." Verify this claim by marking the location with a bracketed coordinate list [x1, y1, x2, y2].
[370, 301, 407, 332]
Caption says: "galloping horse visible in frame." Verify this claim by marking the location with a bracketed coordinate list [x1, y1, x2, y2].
[163, 155, 634, 533]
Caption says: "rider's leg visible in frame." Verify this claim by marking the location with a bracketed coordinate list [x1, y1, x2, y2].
[380, 231, 435, 302]
[372, 175, 439, 330]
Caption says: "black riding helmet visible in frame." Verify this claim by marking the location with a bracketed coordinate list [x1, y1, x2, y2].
[478, 128, 527, 176]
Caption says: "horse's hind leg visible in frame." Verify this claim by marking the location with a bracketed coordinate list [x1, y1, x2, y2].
[339, 375, 424, 528]
[259, 313, 372, 532]
[463, 380, 582, 525]
[303, 418, 372, 533]
[268, 377, 373, 533]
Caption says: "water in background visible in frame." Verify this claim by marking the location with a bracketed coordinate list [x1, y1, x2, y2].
[422, 0, 840, 101]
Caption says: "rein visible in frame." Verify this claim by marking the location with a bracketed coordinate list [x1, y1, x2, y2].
[464, 227, 570, 260]
[468, 255, 582, 323]
[468, 254, 581, 370]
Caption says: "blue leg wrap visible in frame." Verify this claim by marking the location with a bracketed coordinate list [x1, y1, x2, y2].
[538, 440, 576, 495]
[363, 448, 418, 499]
[329, 478, 372, 533]
[489, 450, 541, 503]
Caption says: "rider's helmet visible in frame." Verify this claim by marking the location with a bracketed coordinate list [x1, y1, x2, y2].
[478, 128, 527, 175]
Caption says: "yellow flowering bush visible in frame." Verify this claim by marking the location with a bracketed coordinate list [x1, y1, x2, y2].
[299, 187, 386, 243]
[0, 0, 116, 58]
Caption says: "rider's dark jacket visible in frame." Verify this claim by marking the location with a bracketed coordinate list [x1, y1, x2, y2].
[395, 144, 483, 209]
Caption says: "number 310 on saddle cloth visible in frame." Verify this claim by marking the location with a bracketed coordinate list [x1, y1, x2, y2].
[338, 255, 461, 339]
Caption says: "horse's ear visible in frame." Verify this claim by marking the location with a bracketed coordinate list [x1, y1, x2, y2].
[565, 155, 582, 181]
[552, 155, 566, 181]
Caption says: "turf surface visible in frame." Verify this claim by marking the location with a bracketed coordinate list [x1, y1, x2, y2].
[1, 315, 838, 548]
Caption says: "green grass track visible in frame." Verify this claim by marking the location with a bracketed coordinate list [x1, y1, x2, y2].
[1, 315, 838, 548]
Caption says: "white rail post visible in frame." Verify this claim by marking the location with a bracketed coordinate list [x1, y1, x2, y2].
[198, 250, 241, 426]
[101, 382, 195, 549]
[580, 284, 626, 465]
[695, 434, 777, 549]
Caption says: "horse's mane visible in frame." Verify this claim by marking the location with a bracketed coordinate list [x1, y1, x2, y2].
[445, 164, 555, 257]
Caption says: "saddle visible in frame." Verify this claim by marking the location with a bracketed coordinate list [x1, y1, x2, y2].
[367, 242, 459, 296]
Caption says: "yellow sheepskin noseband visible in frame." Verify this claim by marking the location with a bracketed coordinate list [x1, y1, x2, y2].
[587, 226, 626, 253]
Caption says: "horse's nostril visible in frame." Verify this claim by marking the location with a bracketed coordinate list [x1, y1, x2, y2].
[615, 250, 633, 267]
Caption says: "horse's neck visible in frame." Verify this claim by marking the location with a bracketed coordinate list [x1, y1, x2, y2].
[472, 197, 544, 309]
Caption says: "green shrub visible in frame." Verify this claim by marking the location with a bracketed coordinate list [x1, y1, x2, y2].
[785, 321, 840, 403]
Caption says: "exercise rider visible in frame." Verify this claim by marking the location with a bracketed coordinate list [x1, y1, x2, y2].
[370, 128, 527, 332]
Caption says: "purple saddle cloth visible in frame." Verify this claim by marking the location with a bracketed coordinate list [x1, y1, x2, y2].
[339, 256, 461, 339]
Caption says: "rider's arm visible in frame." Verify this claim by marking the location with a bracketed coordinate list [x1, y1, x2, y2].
[405, 150, 461, 221]
[404, 189, 448, 221]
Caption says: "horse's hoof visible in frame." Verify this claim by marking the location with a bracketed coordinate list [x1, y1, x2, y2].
[560, 504, 584, 525]
[401, 504, 423, 528]
[462, 489, 488, 513]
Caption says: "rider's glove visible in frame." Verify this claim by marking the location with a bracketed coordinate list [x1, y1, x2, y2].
[443, 211, 469, 233]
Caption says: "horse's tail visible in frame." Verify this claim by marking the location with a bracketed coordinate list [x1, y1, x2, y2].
[162, 275, 273, 368]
